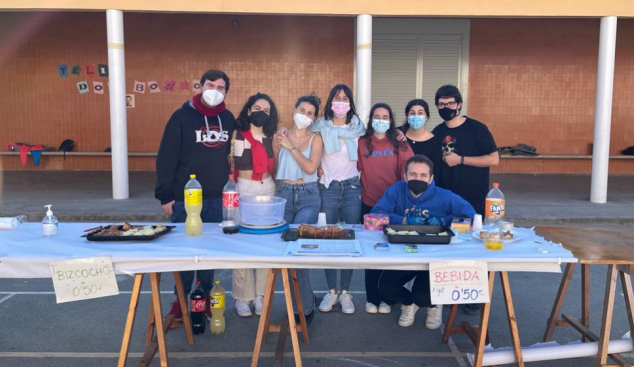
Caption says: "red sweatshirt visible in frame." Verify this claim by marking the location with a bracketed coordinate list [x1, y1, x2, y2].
[357, 135, 414, 207]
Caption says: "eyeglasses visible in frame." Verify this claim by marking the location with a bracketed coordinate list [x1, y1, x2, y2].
[436, 101, 458, 109]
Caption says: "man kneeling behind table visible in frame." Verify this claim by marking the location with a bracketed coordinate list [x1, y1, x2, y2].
[371, 154, 476, 329]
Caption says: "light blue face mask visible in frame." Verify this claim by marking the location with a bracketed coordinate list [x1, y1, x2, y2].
[372, 119, 390, 134]
[407, 115, 427, 130]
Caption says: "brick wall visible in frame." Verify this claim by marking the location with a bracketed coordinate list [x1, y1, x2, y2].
[0, 12, 354, 170]
[469, 18, 634, 173]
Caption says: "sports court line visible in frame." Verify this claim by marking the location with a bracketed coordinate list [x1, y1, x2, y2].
[0, 290, 367, 295]
[0, 293, 15, 304]
[441, 323, 469, 367]
[0, 351, 466, 358]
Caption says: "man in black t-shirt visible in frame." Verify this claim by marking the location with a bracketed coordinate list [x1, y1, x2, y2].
[431, 85, 499, 316]
[431, 85, 499, 216]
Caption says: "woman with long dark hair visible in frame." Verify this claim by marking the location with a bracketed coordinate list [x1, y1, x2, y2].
[400, 99, 442, 178]
[309, 84, 365, 314]
[358, 103, 413, 314]
[232, 92, 279, 317]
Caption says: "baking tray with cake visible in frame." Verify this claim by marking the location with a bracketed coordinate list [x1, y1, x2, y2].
[281, 224, 356, 242]
[382, 224, 454, 245]
[82, 223, 176, 241]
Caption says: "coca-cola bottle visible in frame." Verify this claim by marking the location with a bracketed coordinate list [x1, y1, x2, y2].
[190, 280, 206, 335]
[222, 175, 239, 234]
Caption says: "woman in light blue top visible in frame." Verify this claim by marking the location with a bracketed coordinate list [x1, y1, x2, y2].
[275, 94, 323, 324]
[309, 84, 366, 315]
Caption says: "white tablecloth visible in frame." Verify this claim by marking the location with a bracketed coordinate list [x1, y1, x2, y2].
[0, 223, 577, 278]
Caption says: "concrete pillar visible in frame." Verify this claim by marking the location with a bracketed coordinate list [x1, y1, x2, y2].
[106, 10, 129, 200]
[356, 15, 372, 126]
[590, 16, 617, 204]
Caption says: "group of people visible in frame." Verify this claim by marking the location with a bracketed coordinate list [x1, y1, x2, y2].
[154, 68, 499, 331]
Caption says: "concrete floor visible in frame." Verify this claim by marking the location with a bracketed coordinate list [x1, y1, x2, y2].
[1, 170, 633, 224]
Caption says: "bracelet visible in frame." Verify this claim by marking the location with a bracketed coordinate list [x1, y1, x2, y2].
[290, 147, 297, 152]
[460, 156, 465, 165]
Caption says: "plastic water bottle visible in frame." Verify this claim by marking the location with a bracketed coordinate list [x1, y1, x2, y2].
[485, 182, 505, 226]
[190, 280, 206, 335]
[209, 280, 226, 334]
[42, 205, 58, 237]
[184, 174, 203, 236]
[221, 176, 239, 234]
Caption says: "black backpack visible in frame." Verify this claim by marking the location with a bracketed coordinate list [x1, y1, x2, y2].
[58, 139, 75, 159]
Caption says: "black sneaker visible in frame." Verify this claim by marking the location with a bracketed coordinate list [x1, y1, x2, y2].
[463, 303, 482, 315]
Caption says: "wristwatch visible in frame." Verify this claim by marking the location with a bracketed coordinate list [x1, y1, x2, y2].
[460, 156, 465, 165]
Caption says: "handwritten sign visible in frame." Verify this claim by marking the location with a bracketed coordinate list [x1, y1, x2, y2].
[429, 260, 490, 305]
[49, 257, 119, 304]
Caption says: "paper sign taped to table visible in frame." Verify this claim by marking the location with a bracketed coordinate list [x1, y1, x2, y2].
[49, 256, 119, 304]
[429, 260, 489, 305]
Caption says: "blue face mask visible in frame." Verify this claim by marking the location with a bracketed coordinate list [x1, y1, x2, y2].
[372, 119, 390, 134]
[407, 115, 427, 130]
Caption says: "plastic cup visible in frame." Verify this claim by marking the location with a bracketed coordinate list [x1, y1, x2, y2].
[472, 214, 483, 232]
[317, 212, 327, 226]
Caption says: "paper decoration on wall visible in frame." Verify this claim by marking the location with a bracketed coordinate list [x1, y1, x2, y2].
[58, 63, 69, 78]
[86, 64, 95, 78]
[134, 81, 146, 94]
[164, 80, 176, 92]
[148, 81, 160, 93]
[98, 64, 109, 77]
[77, 81, 89, 94]
[192, 79, 201, 93]
[93, 81, 104, 95]
[179, 80, 190, 91]
[71, 65, 82, 76]
[126, 94, 135, 108]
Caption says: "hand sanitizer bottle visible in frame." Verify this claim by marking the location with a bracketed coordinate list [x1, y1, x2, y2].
[42, 205, 58, 237]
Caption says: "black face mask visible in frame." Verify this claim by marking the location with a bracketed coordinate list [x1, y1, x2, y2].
[250, 111, 270, 128]
[438, 107, 458, 121]
[407, 180, 429, 196]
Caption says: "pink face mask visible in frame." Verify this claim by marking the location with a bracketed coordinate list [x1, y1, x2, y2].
[331, 101, 351, 119]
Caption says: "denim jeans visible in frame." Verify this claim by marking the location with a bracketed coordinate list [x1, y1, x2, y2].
[171, 199, 222, 296]
[276, 182, 321, 314]
[319, 176, 362, 291]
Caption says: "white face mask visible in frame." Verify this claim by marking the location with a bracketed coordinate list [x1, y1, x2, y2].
[293, 113, 313, 129]
[202, 89, 224, 107]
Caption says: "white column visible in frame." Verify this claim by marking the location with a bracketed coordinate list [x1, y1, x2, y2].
[590, 16, 617, 204]
[106, 10, 129, 200]
[356, 15, 372, 126]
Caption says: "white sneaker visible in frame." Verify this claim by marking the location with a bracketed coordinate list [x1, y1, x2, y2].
[319, 289, 339, 312]
[426, 304, 443, 329]
[254, 295, 264, 316]
[235, 300, 252, 317]
[399, 304, 420, 327]
[378, 302, 391, 314]
[365, 302, 378, 314]
[339, 290, 355, 314]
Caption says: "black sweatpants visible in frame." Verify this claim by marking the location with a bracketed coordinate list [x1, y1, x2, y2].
[377, 270, 433, 308]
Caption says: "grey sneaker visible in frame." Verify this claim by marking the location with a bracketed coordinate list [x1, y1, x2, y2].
[378, 302, 392, 314]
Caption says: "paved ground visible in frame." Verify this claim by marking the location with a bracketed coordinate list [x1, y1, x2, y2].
[0, 170, 633, 366]
[1, 171, 634, 224]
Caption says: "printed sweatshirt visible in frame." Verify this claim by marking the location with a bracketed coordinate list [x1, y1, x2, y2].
[155, 100, 236, 204]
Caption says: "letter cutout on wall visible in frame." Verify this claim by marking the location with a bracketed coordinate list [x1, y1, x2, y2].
[148, 81, 161, 93]
[93, 81, 104, 94]
[77, 81, 89, 94]
[134, 81, 146, 94]
[58, 63, 69, 77]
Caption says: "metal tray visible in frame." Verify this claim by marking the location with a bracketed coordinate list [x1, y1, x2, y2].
[82, 225, 176, 241]
[383, 224, 454, 245]
[280, 228, 356, 242]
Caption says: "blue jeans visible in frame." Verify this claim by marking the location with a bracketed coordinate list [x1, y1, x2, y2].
[276, 182, 321, 314]
[171, 199, 222, 296]
[319, 176, 362, 291]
